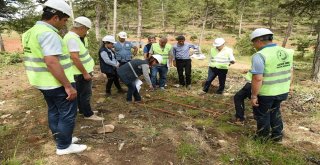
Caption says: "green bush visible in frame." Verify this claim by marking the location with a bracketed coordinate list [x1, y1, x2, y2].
[292, 36, 315, 57]
[86, 31, 101, 64]
[167, 67, 207, 84]
[234, 34, 256, 56]
[0, 52, 23, 66]
[190, 34, 198, 41]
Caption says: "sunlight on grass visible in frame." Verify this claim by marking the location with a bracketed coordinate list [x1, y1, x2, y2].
[177, 142, 199, 160]
[194, 118, 213, 128]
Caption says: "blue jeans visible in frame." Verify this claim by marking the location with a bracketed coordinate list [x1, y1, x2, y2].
[74, 74, 93, 117]
[126, 81, 141, 102]
[253, 93, 288, 141]
[40, 84, 77, 149]
[151, 65, 168, 88]
[203, 67, 228, 93]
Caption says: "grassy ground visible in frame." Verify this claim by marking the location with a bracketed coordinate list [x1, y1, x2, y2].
[0, 55, 319, 164]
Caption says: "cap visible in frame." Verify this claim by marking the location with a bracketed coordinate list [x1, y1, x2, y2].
[102, 35, 116, 43]
[213, 38, 225, 47]
[43, 0, 72, 17]
[118, 31, 127, 39]
[152, 54, 163, 64]
[74, 16, 92, 29]
[250, 28, 273, 41]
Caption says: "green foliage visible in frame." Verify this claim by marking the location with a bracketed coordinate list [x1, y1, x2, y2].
[1, 158, 21, 165]
[86, 32, 101, 64]
[234, 34, 256, 56]
[190, 35, 198, 41]
[292, 36, 315, 57]
[194, 118, 213, 128]
[0, 52, 23, 66]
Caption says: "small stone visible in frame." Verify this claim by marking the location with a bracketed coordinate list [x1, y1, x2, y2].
[97, 124, 115, 134]
[0, 101, 5, 105]
[145, 94, 151, 98]
[168, 161, 174, 165]
[118, 114, 125, 120]
[26, 110, 31, 114]
[118, 142, 125, 151]
[141, 147, 148, 151]
[298, 126, 310, 131]
[96, 98, 105, 104]
[87, 146, 92, 151]
[1, 114, 11, 119]
[218, 140, 228, 147]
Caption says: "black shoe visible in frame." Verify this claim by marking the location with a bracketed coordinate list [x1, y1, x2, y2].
[106, 93, 111, 97]
[118, 89, 127, 93]
[215, 90, 223, 94]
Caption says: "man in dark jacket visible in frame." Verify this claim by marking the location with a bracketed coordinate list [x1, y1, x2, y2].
[117, 55, 162, 102]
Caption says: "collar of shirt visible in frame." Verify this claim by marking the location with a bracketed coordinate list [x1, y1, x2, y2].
[68, 31, 80, 38]
[36, 21, 59, 32]
[259, 43, 277, 51]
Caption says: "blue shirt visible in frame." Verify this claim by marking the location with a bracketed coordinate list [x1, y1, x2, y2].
[114, 41, 134, 62]
[251, 43, 277, 75]
[172, 43, 198, 60]
[36, 21, 63, 56]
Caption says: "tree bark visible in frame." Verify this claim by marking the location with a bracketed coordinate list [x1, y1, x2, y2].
[104, 4, 110, 33]
[198, 4, 209, 46]
[137, 0, 142, 44]
[113, 0, 117, 37]
[95, 4, 101, 41]
[282, 15, 294, 48]
[312, 20, 320, 82]
[268, 11, 273, 30]
[238, 11, 243, 37]
[0, 34, 5, 52]
[161, 0, 165, 32]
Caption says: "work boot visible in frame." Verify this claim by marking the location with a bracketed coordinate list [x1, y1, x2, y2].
[56, 144, 87, 155]
[106, 92, 111, 97]
[228, 118, 244, 126]
[198, 90, 207, 95]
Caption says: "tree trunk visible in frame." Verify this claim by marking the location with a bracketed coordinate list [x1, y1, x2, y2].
[68, 0, 75, 22]
[0, 34, 5, 52]
[282, 15, 294, 48]
[95, 4, 101, 41]
[104, 5, 110, 33]
[238, 11, 243, 38]
[312, 20, 320, 82]
[122, 16, 125, 31]
[137, 0, 142, 45]
[113, 0, 117, 37]
[161, 0, 165, 32]
[268, 11, 273, 30]
[198, 4, 209, 46]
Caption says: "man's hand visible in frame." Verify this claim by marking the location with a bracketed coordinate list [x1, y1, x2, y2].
[83, 72, 92, 81]
[65, 85, 77, 101]
[251, 96, 259, 107]
[173, 61, 176, 67]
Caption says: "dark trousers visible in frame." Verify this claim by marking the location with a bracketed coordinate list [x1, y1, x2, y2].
[253, 93, 288, 141]
[105, 72, 122, 94]
[203, 67, 228, 93]
[176, 59, 192, 86]
[126, 81, 141, 102]
[40, 84, 77, 149]
[234, 82, 251, 120]
[118, 61, 129, 67]
[74, 74, 93, 117]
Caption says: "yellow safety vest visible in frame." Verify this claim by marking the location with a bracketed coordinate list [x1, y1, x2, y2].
[152, 43, 172, 65]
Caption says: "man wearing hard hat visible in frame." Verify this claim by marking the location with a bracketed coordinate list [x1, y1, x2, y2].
[117, 55, 161, 102]
[200, 38, 235, 95]
[114, 31, 138, 66]
[249, 28, 294, 142]
[22, 0, 87, 155]
[63, 16, 104, 121]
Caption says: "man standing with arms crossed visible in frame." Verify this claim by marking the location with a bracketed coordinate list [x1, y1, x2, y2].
[249, 28, 294, 142]
[63, 16, 104, 121]
[22, 0, 87, 155]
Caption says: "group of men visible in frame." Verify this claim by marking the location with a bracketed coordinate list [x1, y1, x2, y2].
[22, 0, 293, 156]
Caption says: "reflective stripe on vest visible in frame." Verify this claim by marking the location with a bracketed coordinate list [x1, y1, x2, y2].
[152, 43, 172, 65]
[209, 47, 232, 69]
[22, 23, 75, 88]
[258, 46, 294, 96]
[63, 33, 94, 75]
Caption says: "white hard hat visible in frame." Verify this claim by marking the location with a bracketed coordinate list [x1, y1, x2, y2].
[102, 35, 116, 43]
[43, 0, 72, 17]
[118, 31, 127, 39]
[74, 16, 92, 29]
[213, 38, 225, 47]
[250, 28, 273, 41]
[152, 54, 163, 64]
